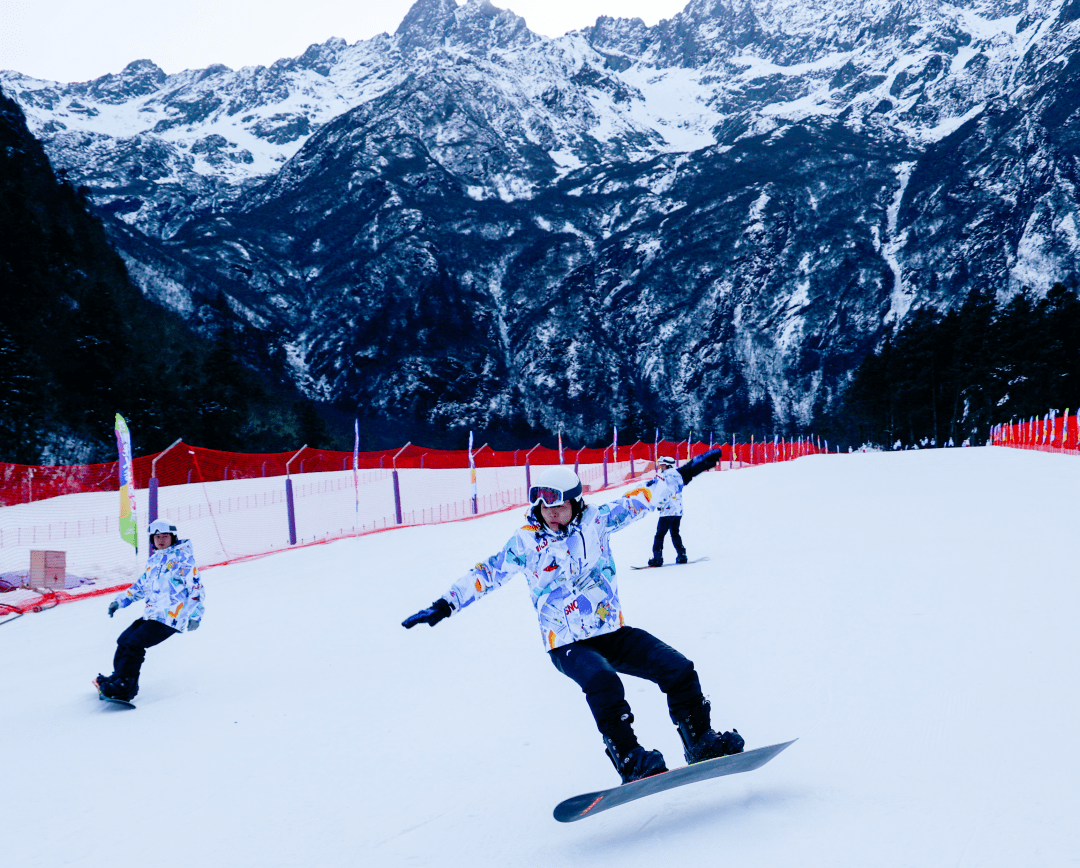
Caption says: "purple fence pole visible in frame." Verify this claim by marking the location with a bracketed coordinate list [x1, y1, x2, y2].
[285, 445, 307, 546]
[286, 477, 297, 545]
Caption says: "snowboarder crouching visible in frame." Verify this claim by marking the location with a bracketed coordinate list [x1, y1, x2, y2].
[402, 451, 743, 784]
[95, 519, 204, 702]
[648, 455, 687, 566]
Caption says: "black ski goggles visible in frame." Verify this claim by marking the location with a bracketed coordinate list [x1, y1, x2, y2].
[529, 481, 582, 507]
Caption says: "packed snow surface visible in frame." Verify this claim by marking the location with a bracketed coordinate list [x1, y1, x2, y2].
[4, 446, 1079, 866]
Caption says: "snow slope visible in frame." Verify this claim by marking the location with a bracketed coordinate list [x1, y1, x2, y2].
[3, 446, 1078, 867]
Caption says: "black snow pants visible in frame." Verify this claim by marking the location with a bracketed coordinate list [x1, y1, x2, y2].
[652, 515, 685, 558]
[549, 626, 704, 753]
[111, 618, 177, 694]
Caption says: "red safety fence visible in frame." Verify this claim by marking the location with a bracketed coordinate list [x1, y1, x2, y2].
[990, 412, 1080, 454]
[0, 435, 831, 620]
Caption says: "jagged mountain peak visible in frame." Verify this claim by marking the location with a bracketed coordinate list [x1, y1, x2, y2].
[4, 0, 1080, 442]
[73, 59, 168, 104]
[396, 0, 538, 53]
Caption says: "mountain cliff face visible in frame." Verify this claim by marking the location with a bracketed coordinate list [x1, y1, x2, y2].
[3, 0, 1079, 445]
[0, 91, 324, 463]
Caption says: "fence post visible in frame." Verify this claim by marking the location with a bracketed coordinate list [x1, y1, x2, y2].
[602, 448, 609, 488]
[149, 438, 183, 524]
[285, 477, 297, 545]
[285, 445, 308, 546]
[392, 442, 411, 525]
[471, 444, 491, 515]
[524, 444, 541, 495]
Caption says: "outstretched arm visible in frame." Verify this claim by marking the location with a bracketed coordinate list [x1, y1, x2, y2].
[402, 598, 452, 628]
[401, 530, 532, 629]
[677, 448, 722, 484]
[115, 570, 148, 610]
[601, 448, 722, 532]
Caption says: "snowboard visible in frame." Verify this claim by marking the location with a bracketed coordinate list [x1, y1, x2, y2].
[630, 556, 709, 570]
[92, 679, 135, 709]
[553, 739, 796, 823]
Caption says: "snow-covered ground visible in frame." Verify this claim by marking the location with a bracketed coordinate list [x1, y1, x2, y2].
[3, 446, 1078, 867]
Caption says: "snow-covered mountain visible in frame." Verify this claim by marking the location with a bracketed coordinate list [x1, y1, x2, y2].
[3, 0, 1079, 441]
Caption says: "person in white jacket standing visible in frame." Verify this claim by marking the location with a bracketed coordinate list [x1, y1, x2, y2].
[402, 450, 743, 784]
[95, 519, 204, 702]
[648, 455, 687, 566]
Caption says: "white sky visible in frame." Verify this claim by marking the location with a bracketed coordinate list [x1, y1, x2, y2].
[0, 0, 689, 83]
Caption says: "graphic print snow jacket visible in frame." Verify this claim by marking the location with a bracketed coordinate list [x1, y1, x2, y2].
[658, 486, 683, 517]
[441, 470, 684, 651]
[115, 539, 204, 632]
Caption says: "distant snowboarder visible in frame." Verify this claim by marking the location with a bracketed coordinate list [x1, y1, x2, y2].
[648, 455, 687, 566]
[95, 519, 204, 703]
[402, 451, 743, 784]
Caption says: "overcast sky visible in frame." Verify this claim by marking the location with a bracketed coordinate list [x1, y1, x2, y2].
[0, 0, 688, 83]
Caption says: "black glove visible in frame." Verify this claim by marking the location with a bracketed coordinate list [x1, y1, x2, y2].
[402, 598, 452, 629]
[108, 601, 119, 618]
[187, 619, 200, 632]
[678, 448, 722, 484]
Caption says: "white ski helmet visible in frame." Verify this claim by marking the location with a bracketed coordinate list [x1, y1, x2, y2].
[657, 456, 676, 468]
[148, 519, 178, 542]
[530, 465, 583, 507]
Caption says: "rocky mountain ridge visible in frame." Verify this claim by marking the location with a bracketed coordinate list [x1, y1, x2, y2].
[3, 0, 1079, 444]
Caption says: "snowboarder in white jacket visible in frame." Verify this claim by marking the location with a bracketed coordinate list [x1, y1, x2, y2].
[95, 519, 204, 702]
[402, 450, 743, 784]
[648, 455, 687, 566]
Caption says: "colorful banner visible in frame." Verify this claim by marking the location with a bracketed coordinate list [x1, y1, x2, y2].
[469, 430, 478, 513]
[114, 413, 138, 551]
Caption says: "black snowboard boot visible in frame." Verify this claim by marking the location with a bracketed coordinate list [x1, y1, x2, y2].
[676, 553, 688, 564]
[672, 698, 744, 764]
[647, 555, 663, 567]
[101, 676, 137, 701]
[603, 736, 668, 784]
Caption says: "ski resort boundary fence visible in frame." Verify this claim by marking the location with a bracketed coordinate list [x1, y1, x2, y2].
[990, 412, 1080, 454]
[0, 436, 828, 619]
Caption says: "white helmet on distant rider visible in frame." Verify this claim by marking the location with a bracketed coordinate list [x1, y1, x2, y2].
[148, 518, 178, 548]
